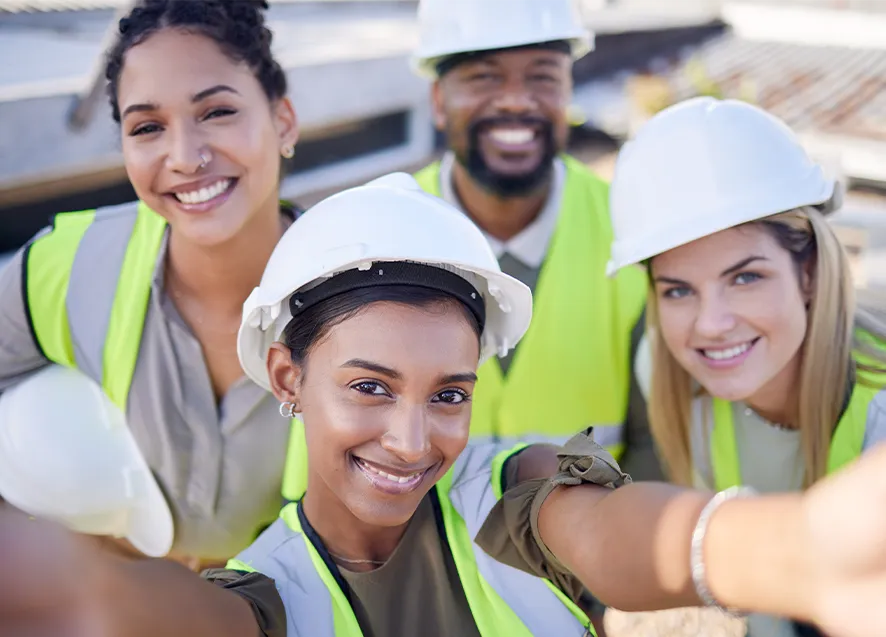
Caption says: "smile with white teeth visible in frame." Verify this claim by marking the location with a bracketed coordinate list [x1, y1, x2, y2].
[488, 127, 535, 145]
[702, 341, 753, 360]
[355, 458, 423, 484]
[174, 178, 231, 204]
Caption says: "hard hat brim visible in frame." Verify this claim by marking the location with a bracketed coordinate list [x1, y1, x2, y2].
[411, 33, 593, 80]
[606, 178, 836, 277]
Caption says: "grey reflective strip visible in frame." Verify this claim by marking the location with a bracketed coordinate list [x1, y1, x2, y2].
[235, 515, 336, 637]
[468, 425, 623, 451]
[66, 202, 140, 384]
[862, 388, 886, 450]
[590, 424, 625, 449]
[449, 445, 588, 636]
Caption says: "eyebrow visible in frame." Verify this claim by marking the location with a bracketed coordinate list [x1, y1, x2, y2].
[341, 359, 478, 385]
[121, 84, 239, 120]
[653, 255, 768, 286]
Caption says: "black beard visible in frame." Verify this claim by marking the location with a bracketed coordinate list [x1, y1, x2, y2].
[454, 116, 559, 198]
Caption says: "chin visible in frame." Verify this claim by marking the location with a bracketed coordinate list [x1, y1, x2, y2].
[347, 493, 427, 528]
[699, 377, 761, 403]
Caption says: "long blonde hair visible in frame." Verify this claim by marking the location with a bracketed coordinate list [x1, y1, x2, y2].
[648, 207, 886, 488]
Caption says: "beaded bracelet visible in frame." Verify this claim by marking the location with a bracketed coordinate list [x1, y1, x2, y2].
[690, 485, 759, 617]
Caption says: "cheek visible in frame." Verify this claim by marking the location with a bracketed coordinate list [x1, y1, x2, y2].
[430, 412, 471, 461]
[656, 304, 694, 356]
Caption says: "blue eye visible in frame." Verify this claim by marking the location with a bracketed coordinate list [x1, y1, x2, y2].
[662, 286, 692, 300]
[734, 272, 762, 285]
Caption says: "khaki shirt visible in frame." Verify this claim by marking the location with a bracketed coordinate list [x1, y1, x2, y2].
[0, 228, 291, 562]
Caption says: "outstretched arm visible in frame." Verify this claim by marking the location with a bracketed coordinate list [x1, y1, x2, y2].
[535, 442, 886, 637]
[0, 508, 265, 637]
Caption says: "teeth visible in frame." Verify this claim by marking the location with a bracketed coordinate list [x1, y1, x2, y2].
[175, 179, 231, 204]
[357, 459, 421, 484]
[703, 342, 752, 360]
[489, 127, 534, 145]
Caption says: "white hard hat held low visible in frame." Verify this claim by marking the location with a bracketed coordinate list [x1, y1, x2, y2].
[0, 365, 174, 557]
[410, 0, 593, 80]
[238, 172, 533, 391]
[606, 96, 837, 276]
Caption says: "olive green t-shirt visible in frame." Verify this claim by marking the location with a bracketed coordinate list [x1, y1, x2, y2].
[205, 431, 627, 636]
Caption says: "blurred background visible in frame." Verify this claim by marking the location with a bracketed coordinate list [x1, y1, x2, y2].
[1, 0, 884, 286]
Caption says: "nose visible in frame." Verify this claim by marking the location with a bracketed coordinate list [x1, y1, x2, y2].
[490, 77, 538, 115]
[379, 404, 431, 465]
[164, 122, 205, 174]
[693, 291, 738, 339]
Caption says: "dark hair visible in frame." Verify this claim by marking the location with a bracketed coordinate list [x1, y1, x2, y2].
[104, 0, 287, 122]
[282, 286, 483, 366]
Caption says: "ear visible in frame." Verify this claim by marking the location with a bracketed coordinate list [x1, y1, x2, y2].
[431, 81, 447, 132]
[267, 342, 304, 411]
[273, 96, 300, 155]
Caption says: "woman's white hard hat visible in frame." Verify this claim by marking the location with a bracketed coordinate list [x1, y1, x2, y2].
[238, 172, 533, 391]
[607, 96, 837, 276]
[0, 365, 174, 557]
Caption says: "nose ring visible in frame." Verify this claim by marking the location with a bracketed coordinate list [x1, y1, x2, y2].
[198, 151, 209, 170]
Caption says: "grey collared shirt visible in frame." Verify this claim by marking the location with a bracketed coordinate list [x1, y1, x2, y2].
[0, 233, 290, 561]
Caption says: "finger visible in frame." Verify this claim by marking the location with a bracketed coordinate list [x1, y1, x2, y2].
[817, 576, 886, 637]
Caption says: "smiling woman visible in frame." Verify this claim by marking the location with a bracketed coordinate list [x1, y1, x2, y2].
[608, 96, 886, 636]
[0, 0, 302, 567]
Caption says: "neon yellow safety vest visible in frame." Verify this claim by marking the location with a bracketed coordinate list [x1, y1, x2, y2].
[413, 156, 646, 459]
[709, 382, 885, 490]
[231, 444, 594, 636]
[23, 201, 309, 497]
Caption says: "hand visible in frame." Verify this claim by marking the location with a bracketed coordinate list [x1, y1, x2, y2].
[0, 507, 112, 636]
[801, 442, 886, 637]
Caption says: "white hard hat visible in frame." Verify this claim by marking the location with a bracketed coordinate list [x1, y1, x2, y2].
[607, 97, 836, 276]
[410, 0, 593, 80]
[0, 366, 174, 557]
[238, 172, 533, 391]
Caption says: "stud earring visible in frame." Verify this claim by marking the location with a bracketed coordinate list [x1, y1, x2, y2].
[281, 144, 295, 159]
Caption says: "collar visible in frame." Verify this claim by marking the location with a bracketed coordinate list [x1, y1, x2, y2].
[438, 152, 565, 269]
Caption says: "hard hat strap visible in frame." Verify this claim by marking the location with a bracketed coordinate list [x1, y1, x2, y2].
[289, 261, 486, 331]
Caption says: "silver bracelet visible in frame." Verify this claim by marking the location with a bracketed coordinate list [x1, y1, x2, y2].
[690, 485, 759, 617]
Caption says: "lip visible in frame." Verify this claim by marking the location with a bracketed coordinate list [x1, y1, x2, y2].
[163, 177, 237, 214]
[352, 456, 435, 496]
[695, 337, 760, 370]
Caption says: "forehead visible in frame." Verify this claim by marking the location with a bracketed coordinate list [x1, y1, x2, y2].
[651, 225, 786, 275]
[117, 29, 258, 107]
[312, 302, 479, 369]
[449, 48, 570, 75]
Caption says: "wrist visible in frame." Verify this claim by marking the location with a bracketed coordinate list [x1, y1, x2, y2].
[703, 493, 818, 622]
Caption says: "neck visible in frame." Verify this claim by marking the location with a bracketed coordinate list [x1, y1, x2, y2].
[745, 354, 803, 428]
[302, 483, 411, 573]
[451, 161, 550, 242]
[166, 202, 286, 315]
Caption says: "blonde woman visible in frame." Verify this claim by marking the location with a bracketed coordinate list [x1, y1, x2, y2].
[607, 96, 886, 636]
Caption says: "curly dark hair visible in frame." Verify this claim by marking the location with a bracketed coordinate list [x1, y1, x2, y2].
[104, 0, 288, 122]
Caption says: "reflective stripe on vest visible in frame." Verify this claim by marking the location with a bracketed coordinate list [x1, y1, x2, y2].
[710, 383, 884, 490]
[414, 157, 646, 459]
[25, 202, 165, 409]
[232, 443, 593, 636]
[25, 200, 310, 501]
